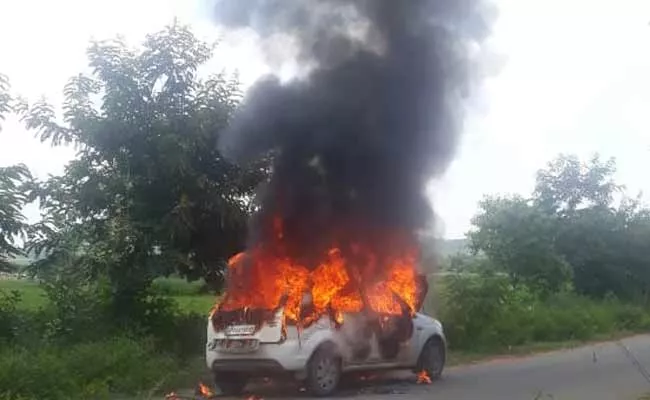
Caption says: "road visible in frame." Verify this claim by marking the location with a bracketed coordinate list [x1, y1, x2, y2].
[214, 334, 650, 400]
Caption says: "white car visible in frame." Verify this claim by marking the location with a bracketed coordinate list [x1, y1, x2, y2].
[206, 307, 446, 397]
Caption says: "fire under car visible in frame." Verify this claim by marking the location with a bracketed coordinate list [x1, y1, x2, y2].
[206, 295, 446, 397]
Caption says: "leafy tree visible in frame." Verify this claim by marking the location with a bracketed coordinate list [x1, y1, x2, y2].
[533, 155, 650, 300]
[0, 74, 33, 272]
[472, 153, 650, 302]
[534, 154, 620, 216]
[0, 74, 12, 131]
[469, 195, 571, 293]
[19, 23, 268, 322]
[0, 165, 32, 272]
[556, 195, 650, 301]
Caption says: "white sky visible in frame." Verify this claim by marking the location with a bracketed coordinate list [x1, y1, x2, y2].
[1, 0, 649, 239]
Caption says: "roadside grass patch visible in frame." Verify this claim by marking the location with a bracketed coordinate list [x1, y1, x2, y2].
[0, 336, 203, 400]
[0, 279, 47, 311]
[1, 277, 217, 315]
[433, 272, 650, 352]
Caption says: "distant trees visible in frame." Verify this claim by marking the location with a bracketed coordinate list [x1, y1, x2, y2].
[470, 154, 650, 302]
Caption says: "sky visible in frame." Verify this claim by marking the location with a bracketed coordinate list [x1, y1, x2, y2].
[1, 0, 649, 239]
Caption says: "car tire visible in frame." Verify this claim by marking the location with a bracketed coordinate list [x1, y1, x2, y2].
[416, 336, 446, 380]
[305, 345, 342, 397]
[213, 371, 248, 396]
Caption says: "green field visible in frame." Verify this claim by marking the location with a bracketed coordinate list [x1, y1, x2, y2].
[0, 277, 217, 315]
[0, 279, 48, 310]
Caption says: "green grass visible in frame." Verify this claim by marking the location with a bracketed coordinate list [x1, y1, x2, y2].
[0, 279, 48, 310]
[0, 278, 217, 315]
[0, 336, 205, 400]
[172, 294, 216, 315]
[151, 277, 205, 296]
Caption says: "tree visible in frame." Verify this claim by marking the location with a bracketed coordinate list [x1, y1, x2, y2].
[0, 165, 32, 272]
[469, 195, 571, 293]
[0, 74, 12, 130]
[19, 23, 268, 321]
[533, 155, 649, 300]
[472, 153, 650, 302]
[534, 154, 620, 216]
[0, 74, 33, 272]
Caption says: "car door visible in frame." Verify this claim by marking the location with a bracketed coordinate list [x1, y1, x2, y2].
[405, 314, 427, 365]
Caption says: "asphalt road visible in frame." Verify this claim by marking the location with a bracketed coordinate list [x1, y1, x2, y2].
[215, 334, 650, 400]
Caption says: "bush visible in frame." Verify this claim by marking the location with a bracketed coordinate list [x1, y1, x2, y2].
[152, 311, 208, 358]
[436, 271, 650, 351]
[0, 336, 189, 400]
[0, 277, 208, 400]
[38, 275, 114, 343]
[0, 289, 22, 342]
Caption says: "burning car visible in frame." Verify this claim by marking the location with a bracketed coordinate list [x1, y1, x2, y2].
[204, 0, 491, 395]
[206, 296, 446, 397]
[206, 241, 445, 397]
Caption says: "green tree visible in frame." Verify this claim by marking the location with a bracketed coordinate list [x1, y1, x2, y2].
[534, 154, 620, 216]
[533, 155, 646, 300]
[472, 153, 650, 302]
[469, 195, 571, 293]
[0, 164, 32, 272]
[20, 23, 267, 322]
[0, 74, 33, 272]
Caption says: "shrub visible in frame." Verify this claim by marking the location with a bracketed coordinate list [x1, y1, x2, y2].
[0, 336, 184, 400]
[0, 289, 21, 342]
[435, 271, 650, 351]
[152, 311, 208, 358]
[38, 273, 115, 343]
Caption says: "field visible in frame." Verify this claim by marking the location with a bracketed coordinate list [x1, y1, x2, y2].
[0, 277, 217, 315]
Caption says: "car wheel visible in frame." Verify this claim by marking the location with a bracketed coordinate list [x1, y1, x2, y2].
[417, 336, 445, 380]
[306, 345, 342, 397]
[213, 371, 248, 396]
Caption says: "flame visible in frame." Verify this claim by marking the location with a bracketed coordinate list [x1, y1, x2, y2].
[416, 370, 432, 384]
[198, 382, 214, 397]
[213, 218, 426, 331]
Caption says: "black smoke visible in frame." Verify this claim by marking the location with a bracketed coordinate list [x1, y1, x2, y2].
[212, 0, 493, 268]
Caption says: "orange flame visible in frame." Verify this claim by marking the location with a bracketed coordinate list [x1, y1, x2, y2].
[416, 370, 432, 384]
[213, 219, 426, 331]
[198, 382, 214, 397]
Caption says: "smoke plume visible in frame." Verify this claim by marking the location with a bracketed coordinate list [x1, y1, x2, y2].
[212, 0, 493, 269]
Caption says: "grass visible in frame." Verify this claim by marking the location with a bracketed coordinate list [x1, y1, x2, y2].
[0, 336, 207, 400]
[173, 294, 216, 315]
[0, 277, 217, 315]
[0, 279, 48, 310]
